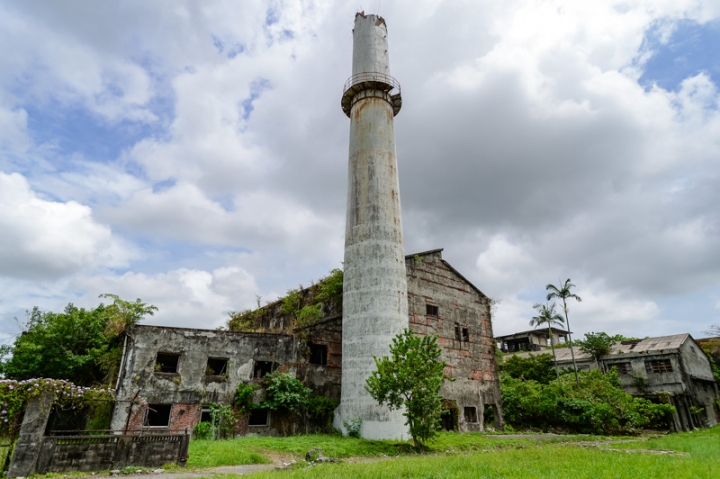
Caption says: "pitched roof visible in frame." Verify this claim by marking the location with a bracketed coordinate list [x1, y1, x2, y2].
[405, 248, 488, 298]
[508, 333, 691, 363]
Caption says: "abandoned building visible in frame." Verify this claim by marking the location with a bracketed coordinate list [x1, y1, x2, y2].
[495, 327, 570, 352]
[109, 248, 503, 437]
[507, 333, 719, 430]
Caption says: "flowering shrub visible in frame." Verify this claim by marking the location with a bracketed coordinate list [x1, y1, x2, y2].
[0, 378, 115, 437]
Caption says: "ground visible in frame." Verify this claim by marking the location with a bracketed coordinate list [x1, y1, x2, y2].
[34, 428, 719, 479]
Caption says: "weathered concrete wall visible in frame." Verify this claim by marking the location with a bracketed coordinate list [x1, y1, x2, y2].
[406, 250, 503, 431]
[111, 326, 297, 434]
[678, 340, 718, 426]
[337, 12, 408, 440]
[296, 316, 343, 402]
[33, 433, 189, 474]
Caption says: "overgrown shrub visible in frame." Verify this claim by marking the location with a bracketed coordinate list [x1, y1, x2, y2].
[500, 369, 675, 434]
[193, 421, 212, 440]
[343, 417, 362, 438]
[235, 383, 256, 414]
[502, 354, 556, 384]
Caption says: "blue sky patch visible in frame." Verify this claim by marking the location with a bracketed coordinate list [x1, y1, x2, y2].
[640, 19, 720, 92]
[240, 78, 271, 120]
[152, 178, 176, 193]
[212, 35, 245, 59]
[265, 8, 280, 26]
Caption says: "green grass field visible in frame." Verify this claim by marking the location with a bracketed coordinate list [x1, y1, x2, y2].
[187, 427, 719, 478]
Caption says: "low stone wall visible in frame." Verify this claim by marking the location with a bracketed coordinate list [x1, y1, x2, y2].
[33, 433, 189, 474]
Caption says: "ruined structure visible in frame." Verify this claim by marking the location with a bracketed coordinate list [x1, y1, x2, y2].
[110, 249, 503, 437]
[508, 334, 719, 430]
[108, 12, 503, 440]
[495, 327, 570, 353]
[337, 12, 408, 439]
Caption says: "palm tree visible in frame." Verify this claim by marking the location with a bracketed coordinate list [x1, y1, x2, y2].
[546, 279, 582, 387]
[530, 302, 565, 380]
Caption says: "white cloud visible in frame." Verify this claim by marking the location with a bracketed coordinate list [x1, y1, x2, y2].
[70, 265, 261, 329]
[0, 171, 129, 279]
[2, 1, 720, 342]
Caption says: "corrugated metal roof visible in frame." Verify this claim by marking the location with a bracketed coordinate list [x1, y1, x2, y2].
[508, 333, 690, 363]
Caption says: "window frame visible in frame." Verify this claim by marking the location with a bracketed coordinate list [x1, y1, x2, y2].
[463, 406, 478, 424]
[155, 352, 180, 374]
[145, 404, 173, 427]
[308, 343, 328, 366]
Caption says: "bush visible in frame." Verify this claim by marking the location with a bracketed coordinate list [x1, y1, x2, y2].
[235, 383, 256, 414]
[193, 421, 212, 440]
[500, 369, 675, 434]
[502, 354, 556, 384]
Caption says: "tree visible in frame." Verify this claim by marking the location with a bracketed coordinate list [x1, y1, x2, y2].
[502, 353, 556, 384]
[705, 324, 720, 336]
[530, 302, 565, 380]
[546, 279, 582, 387]
[365, 329, 453, 450]
[577, 332, 616, 371]
[0, 296, 156, 387]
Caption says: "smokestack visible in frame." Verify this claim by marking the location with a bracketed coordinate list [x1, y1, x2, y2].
[335, 12, 408, 440]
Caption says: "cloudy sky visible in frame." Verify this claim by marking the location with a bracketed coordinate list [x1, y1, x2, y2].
[1, 0, 720, 345]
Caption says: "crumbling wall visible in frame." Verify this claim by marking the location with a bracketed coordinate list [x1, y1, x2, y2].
[112, 326, 297, 434]
[295, 316, 343, 402]
[405, 250, 503, 431]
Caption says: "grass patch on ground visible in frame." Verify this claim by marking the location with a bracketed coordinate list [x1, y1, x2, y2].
[186, 431, 609, 468]
[189, 427, 719, 478]
[187, 440, 272, 468]
[606, 426, 720, 460]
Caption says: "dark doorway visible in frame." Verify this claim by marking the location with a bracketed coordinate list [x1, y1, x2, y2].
[483, 404, 495, 425]
[441, 400, 457, 431]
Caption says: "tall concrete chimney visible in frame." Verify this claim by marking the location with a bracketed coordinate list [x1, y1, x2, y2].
[335, 12, 408, 440]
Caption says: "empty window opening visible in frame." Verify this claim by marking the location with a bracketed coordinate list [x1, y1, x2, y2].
[145, 404, 172, 427]
[206, 357, 228, 376]
[248, 409, 268, 426]
[253, 361, 274, 379]
[454, 323, 461, 341]
[645, 359, 673, 374]
[462, 327, 470, 342]
[200, 407, 212, 423]
[464, 406, 478, 423]
[155, 353, 180, 373]
[426, 304, 439, 316]
[613, 362, 632, 375]
[309, 343, 328, 366]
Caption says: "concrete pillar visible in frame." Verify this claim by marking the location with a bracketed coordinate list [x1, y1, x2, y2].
[334, 12, 408, 441]
[7, 391, 53, 478]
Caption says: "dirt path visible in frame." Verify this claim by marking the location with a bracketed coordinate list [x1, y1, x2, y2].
[98, 464, 278, 479]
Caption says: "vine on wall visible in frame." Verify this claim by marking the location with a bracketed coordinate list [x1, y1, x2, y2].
[0, 378, 115, 437]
